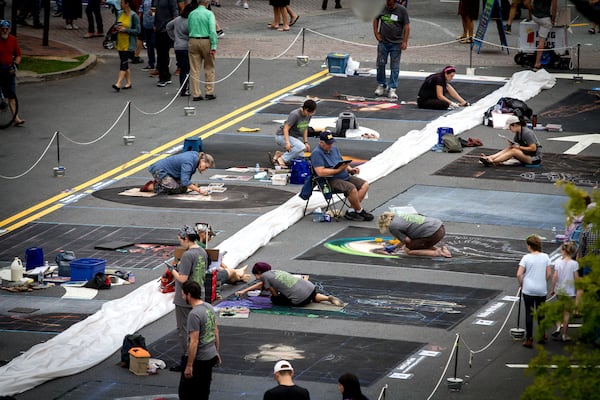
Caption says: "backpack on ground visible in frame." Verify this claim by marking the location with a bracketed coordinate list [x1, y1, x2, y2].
[335, 112, 358, 137]
[120, 333, 147, 368]
[442, 135, 463, 153]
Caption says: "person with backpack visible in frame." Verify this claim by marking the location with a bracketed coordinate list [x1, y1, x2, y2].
[479, 115, 542, 167]
[168, 225, 209, 371]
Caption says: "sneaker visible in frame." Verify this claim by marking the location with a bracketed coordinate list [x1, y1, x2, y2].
[522, 338, 533, 348]
[243, 2, 249, 8]
[359, 209, 374, 221]
[328, 295, 344, 307]
[82, 32, 94, 38]
[504, 24, 511, 34]
[217, 29, 225, 38]
[551, 327, 561, 338]
[388, 88, 398, 100]
[344, 211, 365, 221]
[374, 84, 386, 96]
[157, 81, 168, 87]
[65, 24, 73, 30]
[181, 89, 190, 97]
[141, 65, 154, 71]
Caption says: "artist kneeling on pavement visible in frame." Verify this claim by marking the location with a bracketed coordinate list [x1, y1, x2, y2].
[235, 262, 344, 307]
[141, 151, 215, 194]
[310, 131, 374, 222]
[378, 212, 452, 258]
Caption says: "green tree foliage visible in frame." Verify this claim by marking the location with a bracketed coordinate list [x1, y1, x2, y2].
[521, 184, 600, 400]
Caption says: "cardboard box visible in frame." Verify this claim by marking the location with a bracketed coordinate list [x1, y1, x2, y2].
[272, 174, 288, 186]
[128, 347, 150, 376]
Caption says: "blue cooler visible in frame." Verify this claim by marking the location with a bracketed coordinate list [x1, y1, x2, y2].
[290, 158, 311, 185]
[70, 258, 106, 281]
[437, 127, 454, 145]
[326, 52, 349, 74]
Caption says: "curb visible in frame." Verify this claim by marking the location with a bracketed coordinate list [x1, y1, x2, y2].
[17, 54, 97, 84]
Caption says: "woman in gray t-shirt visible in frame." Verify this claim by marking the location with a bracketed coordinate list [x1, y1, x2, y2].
[378, 212, 452, 258]
[235, 262, 343, 307]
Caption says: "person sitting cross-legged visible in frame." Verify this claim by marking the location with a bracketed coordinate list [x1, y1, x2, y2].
[310, 131, 373, 222]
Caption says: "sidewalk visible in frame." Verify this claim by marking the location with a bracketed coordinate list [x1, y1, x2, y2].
[12, 0, 600, 78]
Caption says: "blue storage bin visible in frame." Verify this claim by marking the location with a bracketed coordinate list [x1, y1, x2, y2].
[70, 258, 106, 281]
[326, 52, 349, 74]
[437, 127, 454, 145]
[290, 158, 310, 185]
[183, 137, 203, 152]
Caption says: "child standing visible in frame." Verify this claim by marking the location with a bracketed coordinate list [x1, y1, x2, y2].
[550, 242, 579, 342]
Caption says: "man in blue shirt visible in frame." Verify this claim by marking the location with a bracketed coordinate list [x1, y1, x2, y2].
[310, 131, 373, 221]
[141, 151, 215, 194]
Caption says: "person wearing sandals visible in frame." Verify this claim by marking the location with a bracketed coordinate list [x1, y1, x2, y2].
[479, 115, 542, 167]
[272, 99, 316, 167]
[112, 0, 140, 92]
[457, 0, 479, 43]
[531, 0, 557, 70]
[377, 212, 452, 258]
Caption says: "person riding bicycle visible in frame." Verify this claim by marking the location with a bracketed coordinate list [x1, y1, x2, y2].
[0, 20, 25, 127]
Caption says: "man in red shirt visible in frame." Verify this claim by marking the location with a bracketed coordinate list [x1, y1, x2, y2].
[0, 20, 25, 126]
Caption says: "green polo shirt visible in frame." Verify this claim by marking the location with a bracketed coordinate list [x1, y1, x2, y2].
[187, 5, 217, 50]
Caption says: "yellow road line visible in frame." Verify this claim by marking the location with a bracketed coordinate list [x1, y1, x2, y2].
[0, 69, 330, 233]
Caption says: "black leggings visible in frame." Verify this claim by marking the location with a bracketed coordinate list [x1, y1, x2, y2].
[417, 98, 449, 110]
[523, 294, 546, 340]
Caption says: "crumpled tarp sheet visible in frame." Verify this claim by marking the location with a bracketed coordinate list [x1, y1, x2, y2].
[0, 281, 174, 395]
[0, 70, 555, 396]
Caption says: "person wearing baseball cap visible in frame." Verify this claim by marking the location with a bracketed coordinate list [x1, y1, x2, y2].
[310, 130, 374, 222]
[263, 360, 310, 400]
[0, 20, 26, 126]
[479, 115, 542, 167]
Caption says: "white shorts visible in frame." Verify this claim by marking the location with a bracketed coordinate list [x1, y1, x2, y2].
[532, 16, 552, 38]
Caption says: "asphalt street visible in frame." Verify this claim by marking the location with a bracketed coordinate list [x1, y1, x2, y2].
[1, 1, 599, 399]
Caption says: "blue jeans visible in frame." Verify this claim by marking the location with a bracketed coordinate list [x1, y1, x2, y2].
[376, 42, 402, 89]
[275, 135, 305, 164]
[143, 28, 156, 68]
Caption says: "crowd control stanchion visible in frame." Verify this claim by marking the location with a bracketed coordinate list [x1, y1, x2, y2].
[184, 75, 196, 116]
[446, 334, 463, 391]
[123, 101, 135, 145]
[297, 27, 309, 66]
[467, 44, 475, 76]
[573, 43, 582, 82]
[244, 50, 254, 90]
[53, 131, 66, 177]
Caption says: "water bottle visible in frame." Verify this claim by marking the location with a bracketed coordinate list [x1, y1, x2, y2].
[312, 208, 323, 222]
[255, 163, 260, 173]
[11, 257, 24, 282]
[129, 272, 135, 283]
[322, 183, 330, 195]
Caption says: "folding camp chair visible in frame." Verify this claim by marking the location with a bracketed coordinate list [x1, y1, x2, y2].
[301, 165, 348, 220]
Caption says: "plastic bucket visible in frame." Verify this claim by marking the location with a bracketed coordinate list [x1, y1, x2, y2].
[70, 258, 106, 281]
[437, 127, 454, 145]
[25, 247, 44, 270]
[290, 158, 310, 185]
